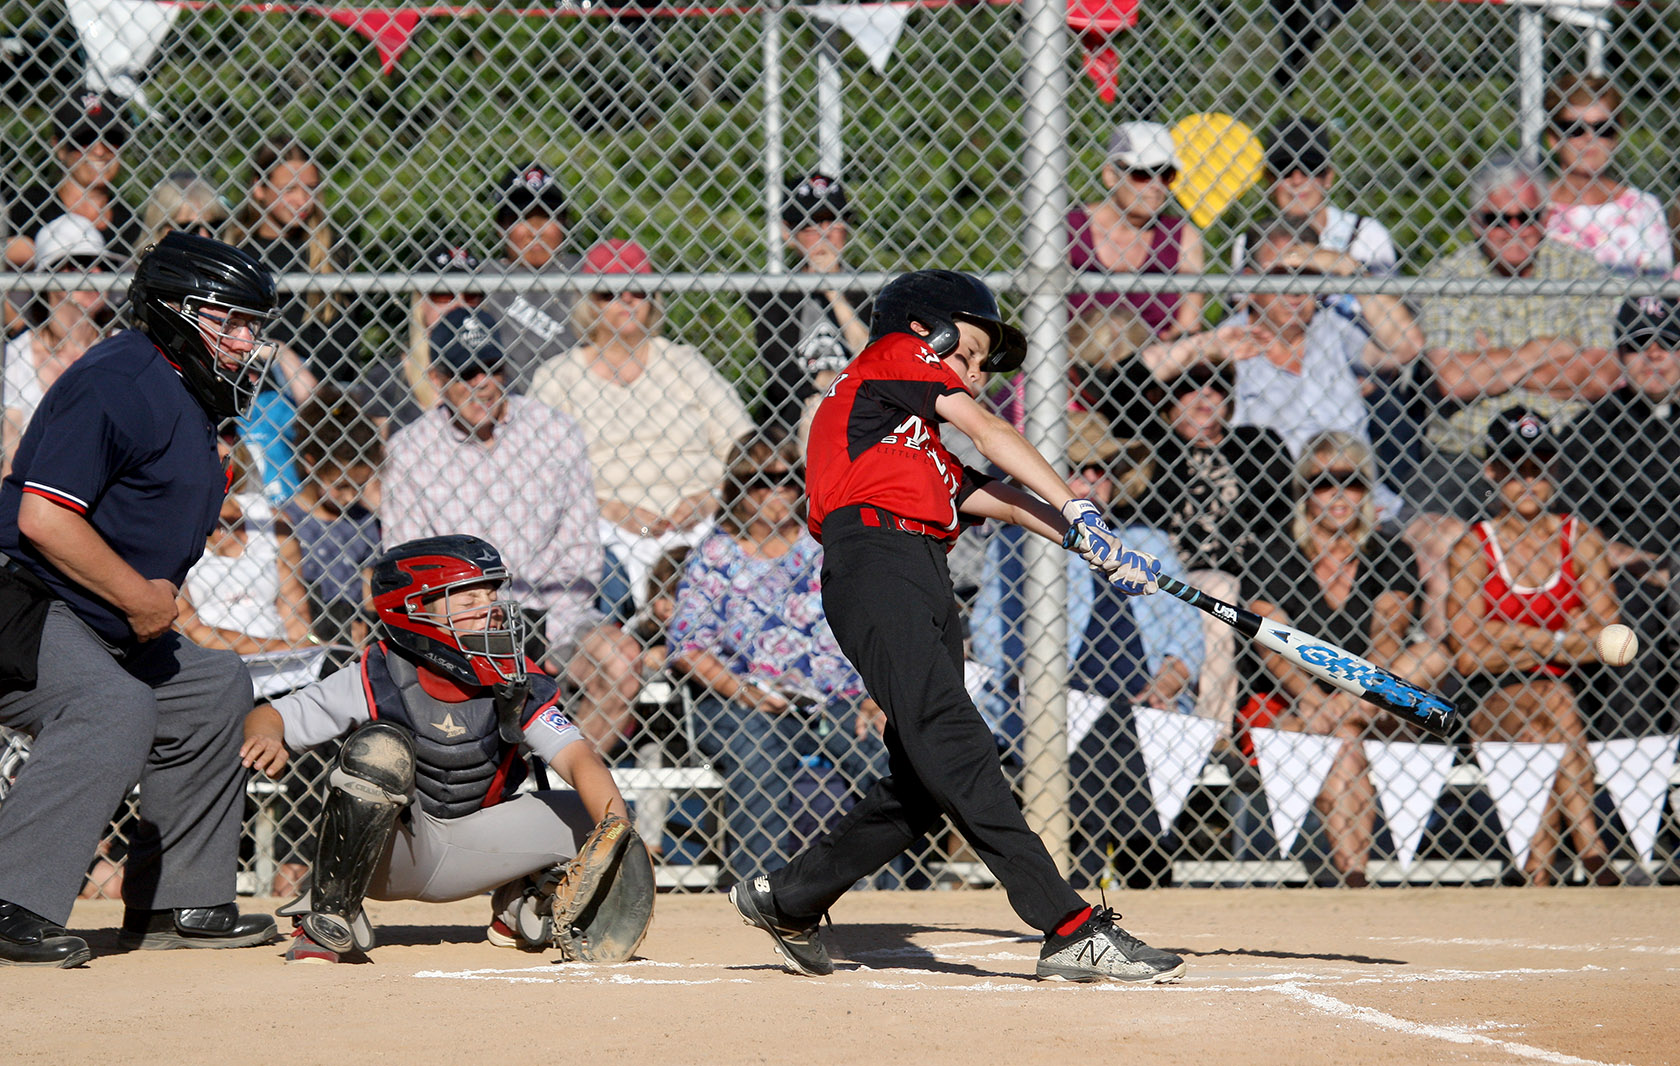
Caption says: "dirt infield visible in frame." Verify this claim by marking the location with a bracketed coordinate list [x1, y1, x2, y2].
[3, 888, 1674, 1066]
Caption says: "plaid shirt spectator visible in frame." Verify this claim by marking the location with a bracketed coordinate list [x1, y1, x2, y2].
[1418, 240, 1614, 456]
[382, 393, 605, 647]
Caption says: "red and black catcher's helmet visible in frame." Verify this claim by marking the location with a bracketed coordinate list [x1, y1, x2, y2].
[370, 535, 528, 688]
[128, 231, 279, 422]
[868, 269, 1027, 374]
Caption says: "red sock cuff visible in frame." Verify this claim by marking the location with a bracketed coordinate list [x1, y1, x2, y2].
[1054, 905, 1092, 937]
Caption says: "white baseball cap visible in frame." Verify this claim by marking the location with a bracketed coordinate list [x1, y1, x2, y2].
[34, 214, 110, 270]
[1105, 121, 1180, 171]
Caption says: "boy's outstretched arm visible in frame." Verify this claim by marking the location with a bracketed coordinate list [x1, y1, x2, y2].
[961, 479, 1067, 544]
[934, 389, 1073, 510]
[937, 388, 1162, 595]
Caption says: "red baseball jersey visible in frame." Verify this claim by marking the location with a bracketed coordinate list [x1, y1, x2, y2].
[805, 332, 989, 545]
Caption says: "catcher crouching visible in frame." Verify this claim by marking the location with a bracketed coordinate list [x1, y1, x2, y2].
[240, 535, 654, 964]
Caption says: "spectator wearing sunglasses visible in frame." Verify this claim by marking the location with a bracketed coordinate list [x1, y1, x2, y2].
[138, 171, 231, 251]
[1243, 432, 1446, 886]
[1228, 218, 1407, 518]
[1068, 120, 1206, 341]
[531, 239, 751, 612]
[1543, 74, 1671, 277]
[6, 93, 141, 270]
[668, 428, 890, 886]
[1264, 117, 1424, 537]
[3, 216, 119, 476]
[1557, 298, 1680, 740]
[1265, 117, 1399, 279]
[1411, 154, 1616, 528]
[1445, 407, 1620, 885]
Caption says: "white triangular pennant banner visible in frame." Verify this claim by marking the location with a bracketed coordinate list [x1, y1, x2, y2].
[1363, 740, 1456, 868]
[1065, 688, 1105, 754]
[1132, 707, 1221, 836]
[65, 0, 182, 104]
[807, 3, 913, 75]
[1251, 728, 1341, 856]
[1475, 742, 1566, 870]
[1589, 735, 1678, 865]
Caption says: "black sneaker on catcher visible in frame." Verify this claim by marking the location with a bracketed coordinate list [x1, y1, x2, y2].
[1036, 907, 1185, 984]
[729, 876, 832, 977]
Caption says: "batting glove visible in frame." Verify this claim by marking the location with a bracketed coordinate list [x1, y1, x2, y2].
[1060, 499, 1120, 569]
[1107, 547, 1162, 597]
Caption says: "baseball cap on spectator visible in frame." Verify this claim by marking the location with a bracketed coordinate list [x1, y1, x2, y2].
[34, 214, 113, 271]
[782, 173, 851, 230]
[54, 91, 129, 149]
[1614, 296, 1680, 354]
[494, 163, 569, 228]
[583, 238, 654, 286]
[415, 241, 485, 302]
[419, 242, 482, 274]
[1480, 404, 1561, 464]
[429, 307, 505, 377]
[1105, 121, 1180, 171]
[1267, 117, 1332, 177]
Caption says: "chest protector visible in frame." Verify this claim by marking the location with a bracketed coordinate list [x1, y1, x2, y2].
[358, 643, 562, 819]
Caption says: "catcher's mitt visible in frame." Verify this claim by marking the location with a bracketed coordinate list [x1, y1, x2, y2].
[544, 812, 655, 963]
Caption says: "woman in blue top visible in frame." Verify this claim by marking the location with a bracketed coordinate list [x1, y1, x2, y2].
[668, 428, 887, 885]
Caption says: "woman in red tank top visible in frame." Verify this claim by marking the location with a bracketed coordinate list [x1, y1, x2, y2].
[1445, 407, 1621, 885]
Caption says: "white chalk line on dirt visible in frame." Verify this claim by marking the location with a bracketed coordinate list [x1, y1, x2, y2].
[1270, 984, 1635, 1066]
[1365, 935, 1680, 957]
[416, 947, 1634, 1065]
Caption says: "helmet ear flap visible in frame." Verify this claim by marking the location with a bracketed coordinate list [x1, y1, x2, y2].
[922, 319, 960, 357]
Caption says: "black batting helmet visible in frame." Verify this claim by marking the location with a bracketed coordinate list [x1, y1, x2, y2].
[370, 535, 528, 688]
[869, 269, 1027, 373]
[128, 232, 279, 422]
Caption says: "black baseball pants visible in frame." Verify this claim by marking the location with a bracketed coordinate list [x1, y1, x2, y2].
[768, 510, 1087, 933]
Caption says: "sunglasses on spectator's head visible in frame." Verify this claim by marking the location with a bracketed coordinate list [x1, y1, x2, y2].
[1307, 468, 1368, 494]
[1474, 209, 1546, 230]
[1553, 116, 1619, 141]
[1125, 166, 1178, 185]
[1262, 265, 1326, 277]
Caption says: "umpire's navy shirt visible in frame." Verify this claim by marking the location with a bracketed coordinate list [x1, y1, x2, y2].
[0, 329, 224, 648]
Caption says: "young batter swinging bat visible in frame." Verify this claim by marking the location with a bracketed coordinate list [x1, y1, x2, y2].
[1154, 574, 1458, 739]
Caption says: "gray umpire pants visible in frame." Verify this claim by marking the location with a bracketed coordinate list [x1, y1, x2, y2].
[368, 790, 596, 903]
[0, 603, 253, 926]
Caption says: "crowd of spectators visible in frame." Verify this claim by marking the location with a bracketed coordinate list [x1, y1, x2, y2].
[6, 71, 1679, 891]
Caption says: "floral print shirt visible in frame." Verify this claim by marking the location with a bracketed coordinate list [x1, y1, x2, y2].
[670, 530, 864, 701]
[1547, 186, 1673, 276]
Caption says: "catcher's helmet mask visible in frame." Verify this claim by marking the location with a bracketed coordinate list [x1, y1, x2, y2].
[128, 232, 280, 422]
[371, 535, 529, 689]
[868, 269, 1027, 374]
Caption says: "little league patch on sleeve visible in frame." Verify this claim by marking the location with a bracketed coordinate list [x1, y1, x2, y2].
[537, 705, 575, 734]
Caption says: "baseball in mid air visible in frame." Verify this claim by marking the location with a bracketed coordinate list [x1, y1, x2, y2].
[1595, 624, 1638, 667]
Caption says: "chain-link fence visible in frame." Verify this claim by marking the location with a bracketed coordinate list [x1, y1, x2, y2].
[4, 0, 1680, 906]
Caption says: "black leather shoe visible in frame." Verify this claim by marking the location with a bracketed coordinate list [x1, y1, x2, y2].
[117, 903, 279, 950]
[0, 899, 92, 968]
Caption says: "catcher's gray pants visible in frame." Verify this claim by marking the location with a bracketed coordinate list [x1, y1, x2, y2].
[0, 603, 252, 925]
[367, 789, 596, 903]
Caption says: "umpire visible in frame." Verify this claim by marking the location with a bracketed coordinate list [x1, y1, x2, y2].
[0, 232, 282, 966]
